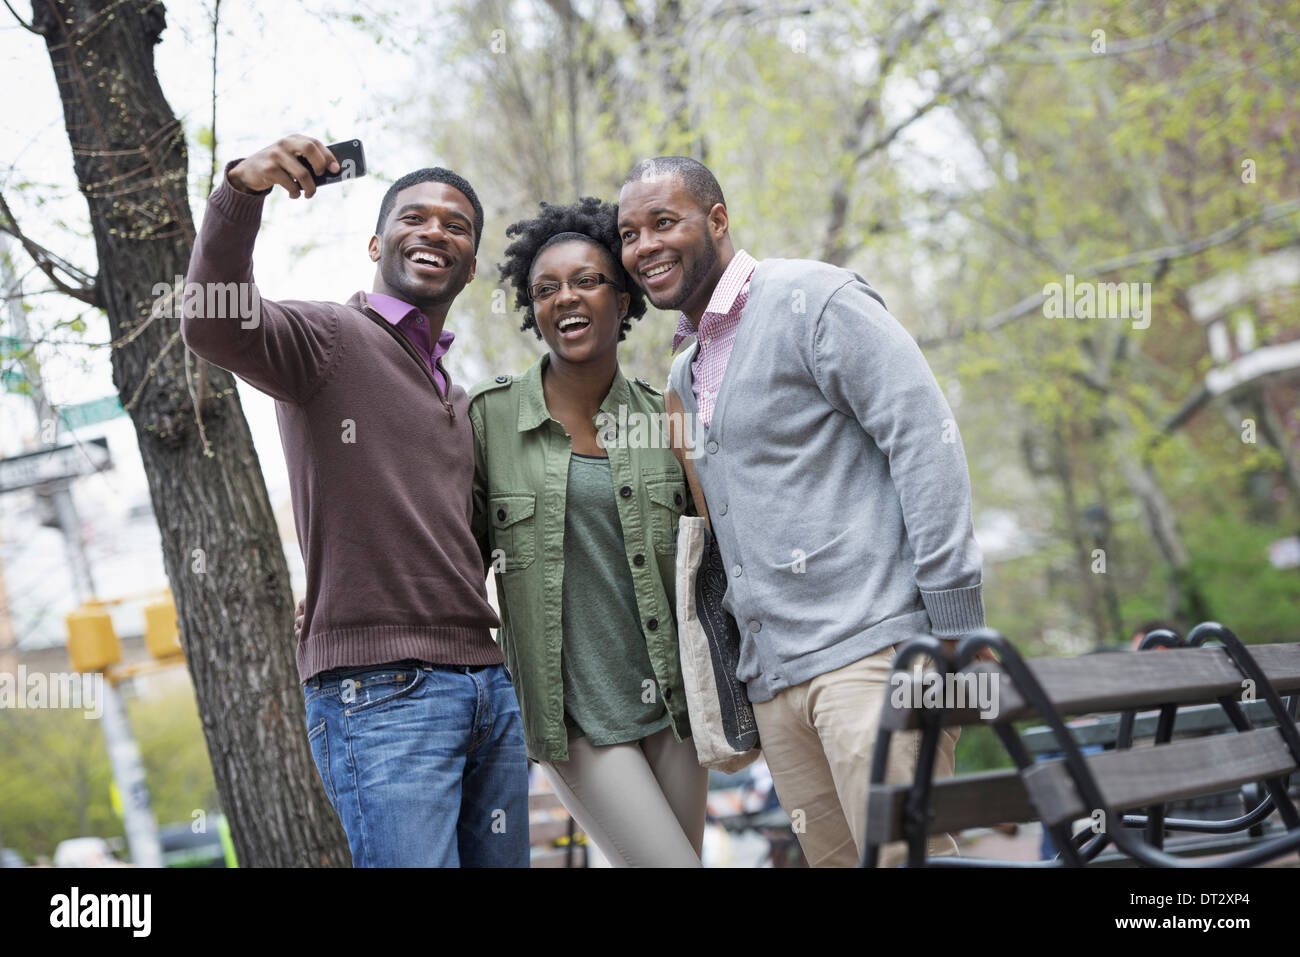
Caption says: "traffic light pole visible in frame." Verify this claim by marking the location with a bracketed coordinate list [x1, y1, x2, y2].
[4, 244, 163, 867]
[97, 680, 164, 867]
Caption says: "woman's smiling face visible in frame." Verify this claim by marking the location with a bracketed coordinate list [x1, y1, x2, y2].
[529, 239, 630, 365]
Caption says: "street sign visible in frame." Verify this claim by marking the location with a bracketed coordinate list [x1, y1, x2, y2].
[0, 436, 112, 494]
[60, 395, 126, 430]
[1, 335, 25, 393]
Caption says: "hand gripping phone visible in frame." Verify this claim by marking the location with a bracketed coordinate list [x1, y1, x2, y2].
[303, 139, 366, 187]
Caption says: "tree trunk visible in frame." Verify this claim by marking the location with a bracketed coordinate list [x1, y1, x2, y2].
[32, 0, 347, 866]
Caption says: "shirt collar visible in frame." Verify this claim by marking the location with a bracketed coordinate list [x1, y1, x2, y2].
[516, 353, 630, 433]
[671, 249, 757, 353]
[364, 291, 455, 351]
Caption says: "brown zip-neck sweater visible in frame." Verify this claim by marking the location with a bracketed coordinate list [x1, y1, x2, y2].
[181, 170, 501, 681]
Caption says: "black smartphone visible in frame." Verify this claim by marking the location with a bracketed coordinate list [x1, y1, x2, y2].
[303, 139, 366, 187]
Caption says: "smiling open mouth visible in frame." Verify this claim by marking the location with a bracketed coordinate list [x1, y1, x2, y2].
[406, 248, 450, 270]
[557, 314, 592, 336]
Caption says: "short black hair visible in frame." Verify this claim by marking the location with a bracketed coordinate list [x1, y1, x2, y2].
[500, 196, 647, 340]
[375, 168, 485, 252]
[622, 156, 725, 214]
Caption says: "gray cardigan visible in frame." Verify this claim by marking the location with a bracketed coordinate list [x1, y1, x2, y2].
[668, 258, 985, 703]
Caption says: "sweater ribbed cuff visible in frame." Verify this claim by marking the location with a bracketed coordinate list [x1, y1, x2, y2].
[920, 583, 986, 635]
[207, 159, 269, 225]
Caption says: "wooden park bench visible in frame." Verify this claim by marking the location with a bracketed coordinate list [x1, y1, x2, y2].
[528, 788, 589, 868]
[863, 622, 1300, 867]
[1022, 696, 1298, 863]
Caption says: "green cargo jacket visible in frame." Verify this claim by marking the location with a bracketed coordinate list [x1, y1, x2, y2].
[468, 354, 693, 763]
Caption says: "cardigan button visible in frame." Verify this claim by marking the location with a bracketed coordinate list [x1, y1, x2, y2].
[620, 485, 632, 498]
[633, 554, 646, 566]
[646, 618, 659, 631]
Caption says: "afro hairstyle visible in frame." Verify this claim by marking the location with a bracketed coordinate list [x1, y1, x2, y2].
[499, 196, 647, 340]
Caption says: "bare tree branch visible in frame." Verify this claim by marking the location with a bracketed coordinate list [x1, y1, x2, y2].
[917, 201, 1300, 348]
[2, 0, 39, 33]
[0, 191, 99, 306]
[820, 0, 1053, 264]
[997, 5, 1226, 64]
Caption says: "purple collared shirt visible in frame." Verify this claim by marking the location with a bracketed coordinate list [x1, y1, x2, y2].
[366, 292, 454, 395]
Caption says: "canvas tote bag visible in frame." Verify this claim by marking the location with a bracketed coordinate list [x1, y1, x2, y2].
[666, 388, 760, 772]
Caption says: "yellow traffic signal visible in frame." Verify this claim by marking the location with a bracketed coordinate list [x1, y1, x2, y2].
[143, 594, 182, 660]
[66, 601, 122, 673]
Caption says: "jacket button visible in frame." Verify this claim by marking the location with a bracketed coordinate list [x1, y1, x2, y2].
[733, 565, 743, 577]
[719, 503, 728, 515]
[495, 374, 509, 383]
[496, 508, 506, 521]
[748, 620, 762, 633]
[620, 485, 632, 498]
[707, 440, 719, 454]
[663, 687, 672, 700]
[633, 554, 645, 566]
[674, 492, 683, 506]
[647, 618, 659, 631]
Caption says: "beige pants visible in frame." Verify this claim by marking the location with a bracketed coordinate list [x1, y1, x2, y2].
[751, 644, 961, 867]
[539, 724, 709, 867]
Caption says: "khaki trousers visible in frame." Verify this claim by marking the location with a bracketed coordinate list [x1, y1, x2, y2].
[539, 724, 709, 867]
[751, 644, 961, 867]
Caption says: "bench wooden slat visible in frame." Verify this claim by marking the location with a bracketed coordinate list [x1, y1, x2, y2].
[866, 769, 1036, 843]
[1021, 698, 1292, 753]
[1022, 723, 1299, 826]
[883, 643, 1300, 730]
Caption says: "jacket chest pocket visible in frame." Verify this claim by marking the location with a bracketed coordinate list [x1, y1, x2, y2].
[645, 479, 687, 554]
[489, 492, 537, 572]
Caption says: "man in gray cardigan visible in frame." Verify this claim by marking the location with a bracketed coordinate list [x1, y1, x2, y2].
[618, 157, 986, 867]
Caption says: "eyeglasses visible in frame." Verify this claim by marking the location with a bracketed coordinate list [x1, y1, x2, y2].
[529, 272, 621, 303]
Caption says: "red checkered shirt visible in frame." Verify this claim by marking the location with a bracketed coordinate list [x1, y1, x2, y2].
[670, 249, 758, 430]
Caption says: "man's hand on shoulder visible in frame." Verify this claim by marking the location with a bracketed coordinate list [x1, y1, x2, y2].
[228, 134, 339, 199]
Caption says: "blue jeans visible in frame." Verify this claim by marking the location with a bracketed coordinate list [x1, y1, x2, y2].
[303, 660, 528, 867]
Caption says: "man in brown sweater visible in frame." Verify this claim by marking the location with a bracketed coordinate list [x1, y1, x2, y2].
[181, 134, 527, 867]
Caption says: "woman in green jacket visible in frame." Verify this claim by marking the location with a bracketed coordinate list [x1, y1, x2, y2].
[469, 197, 707, 867]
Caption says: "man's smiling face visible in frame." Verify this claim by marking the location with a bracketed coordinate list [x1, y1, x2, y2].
[369, 181, 477, 309]
[617, 173, 725, 318]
